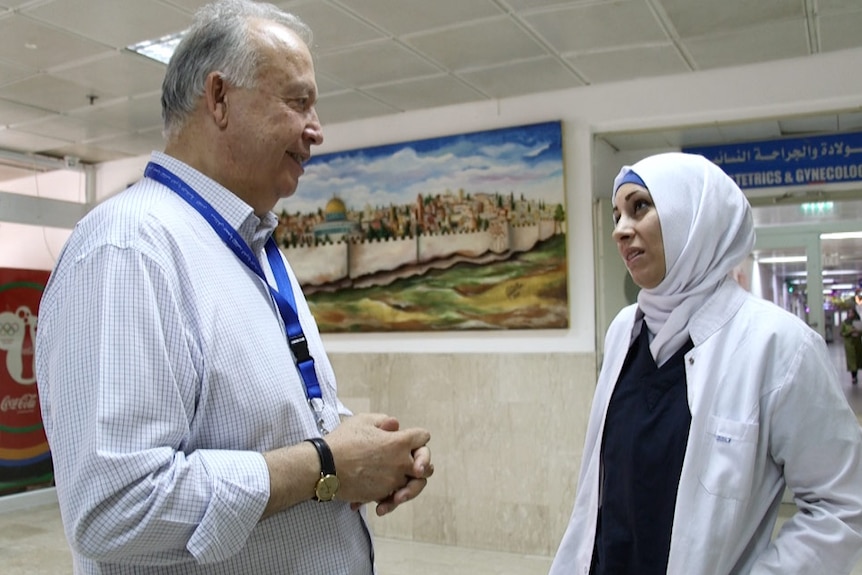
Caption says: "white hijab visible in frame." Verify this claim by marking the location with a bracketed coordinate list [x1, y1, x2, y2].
[612, 152, 755, 366]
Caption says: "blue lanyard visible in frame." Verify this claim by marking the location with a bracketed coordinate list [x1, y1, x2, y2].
[144, 162, 326, 431]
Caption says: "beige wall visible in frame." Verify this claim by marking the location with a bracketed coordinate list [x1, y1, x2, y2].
[331, 351, 596, 555]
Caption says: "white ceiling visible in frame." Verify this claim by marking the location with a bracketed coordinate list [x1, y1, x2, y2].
[3, 0, 862, 292]
[1, 0, 862, 170]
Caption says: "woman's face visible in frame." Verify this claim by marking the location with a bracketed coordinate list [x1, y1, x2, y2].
[612, 182, 666, 290]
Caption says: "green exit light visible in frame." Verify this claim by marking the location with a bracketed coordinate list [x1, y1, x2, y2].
[800, 201, 834, 214]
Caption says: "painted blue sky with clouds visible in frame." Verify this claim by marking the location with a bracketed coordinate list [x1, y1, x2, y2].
[276, 121, 564, 215]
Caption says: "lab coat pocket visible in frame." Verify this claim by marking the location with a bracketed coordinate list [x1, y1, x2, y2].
[698, 415, 759, 500]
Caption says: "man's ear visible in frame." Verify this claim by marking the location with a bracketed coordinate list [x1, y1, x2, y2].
[204, 72, 229, 129]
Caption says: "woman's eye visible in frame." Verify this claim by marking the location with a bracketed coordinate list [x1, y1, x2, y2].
[633, 199, 650, 212]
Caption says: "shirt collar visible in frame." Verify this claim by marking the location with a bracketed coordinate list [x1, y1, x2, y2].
[150, 151, 278, 254]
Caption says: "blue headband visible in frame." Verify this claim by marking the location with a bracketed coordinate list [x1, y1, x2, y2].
[616, 170, 647, 192]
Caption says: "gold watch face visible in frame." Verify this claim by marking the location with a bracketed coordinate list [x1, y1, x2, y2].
[315, 474, 339, 502]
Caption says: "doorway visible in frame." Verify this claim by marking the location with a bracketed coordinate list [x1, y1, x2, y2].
[750, 200, 862, 417]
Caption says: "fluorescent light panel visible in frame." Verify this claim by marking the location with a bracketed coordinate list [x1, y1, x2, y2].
[821, 231, 862, 240]
[757, 256, 807, 264]
[127, 31, 186, 65]
[785, 269, 860, 277]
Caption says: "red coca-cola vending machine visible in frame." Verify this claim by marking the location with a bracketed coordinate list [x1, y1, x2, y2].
[0, 267, 53, 493]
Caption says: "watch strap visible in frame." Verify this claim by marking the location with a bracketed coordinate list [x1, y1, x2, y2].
[305, 437, 336, 476]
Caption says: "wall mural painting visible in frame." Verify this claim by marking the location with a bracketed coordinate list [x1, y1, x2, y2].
[274, 120, 569, 332]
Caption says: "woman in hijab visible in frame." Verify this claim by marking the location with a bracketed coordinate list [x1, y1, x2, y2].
[841, 306, 862, 385]
[550, 153, 862, 574]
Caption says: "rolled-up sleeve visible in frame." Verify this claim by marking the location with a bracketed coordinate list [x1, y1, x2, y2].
[37, 243, 270, 565]
[188, 450, 269, 563]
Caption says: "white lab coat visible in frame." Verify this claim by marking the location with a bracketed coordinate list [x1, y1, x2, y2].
[550, 280, 862, 574]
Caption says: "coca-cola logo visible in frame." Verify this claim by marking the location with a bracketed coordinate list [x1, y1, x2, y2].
[1, 393, 38, 412]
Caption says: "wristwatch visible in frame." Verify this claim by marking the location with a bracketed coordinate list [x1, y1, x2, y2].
[305, 437, 339, 502]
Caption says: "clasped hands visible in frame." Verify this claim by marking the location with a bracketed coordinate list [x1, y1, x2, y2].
[325, 413, 433, 516]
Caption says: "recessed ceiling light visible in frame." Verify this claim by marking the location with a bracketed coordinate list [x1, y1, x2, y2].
[127, 31, 185, 65]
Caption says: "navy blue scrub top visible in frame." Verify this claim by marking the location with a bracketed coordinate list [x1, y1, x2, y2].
[591, 324, 694, 575]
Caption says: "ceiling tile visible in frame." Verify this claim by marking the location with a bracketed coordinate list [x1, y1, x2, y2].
[157, 0, 210, 13]
[44, 142, 132, 164]
[0, 98, 52, 126]
[284, 0, 384, 52]
[23, 0, 192, 48]
[505, 0, 587, 9]
[685, 19, 809, 70]
[343, 0, 502, 35]
[819, 11, 862, 52]
[313, 72, 347, 97]
[658, 0, 803, 38]
[90, 126, 165, 156]
[0, 127, 71, 154]
[365, 75, 484, 111]
[316, 40, 440, 87]
[565, 45, 688, 84]
[0, 14, 110, 70]
[405, 17, 546, 70]
[523, 0, 667, 54]
[14, 114, 124, 143]
[315, 90, 399, 124]
[0, 74, 107, 113]
[0, 0, 34, 8]
[51, 52, 167, 99]
[70, 93, 163, 132]
[0, 60, 36, 86]
[459, 57, 583, 99]
[818, 0, 862, 13]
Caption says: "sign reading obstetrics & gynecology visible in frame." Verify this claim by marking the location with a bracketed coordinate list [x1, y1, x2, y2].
[0, 267, 53, 491]
[683, 130, 862, 189]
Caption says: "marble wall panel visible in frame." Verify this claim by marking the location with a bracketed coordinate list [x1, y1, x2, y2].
[331, 351, 597, 556]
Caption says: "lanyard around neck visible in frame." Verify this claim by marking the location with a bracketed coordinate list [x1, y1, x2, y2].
[144, 162, 326, 431]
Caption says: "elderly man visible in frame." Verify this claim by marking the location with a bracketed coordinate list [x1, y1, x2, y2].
[35, 1, 432, 573]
